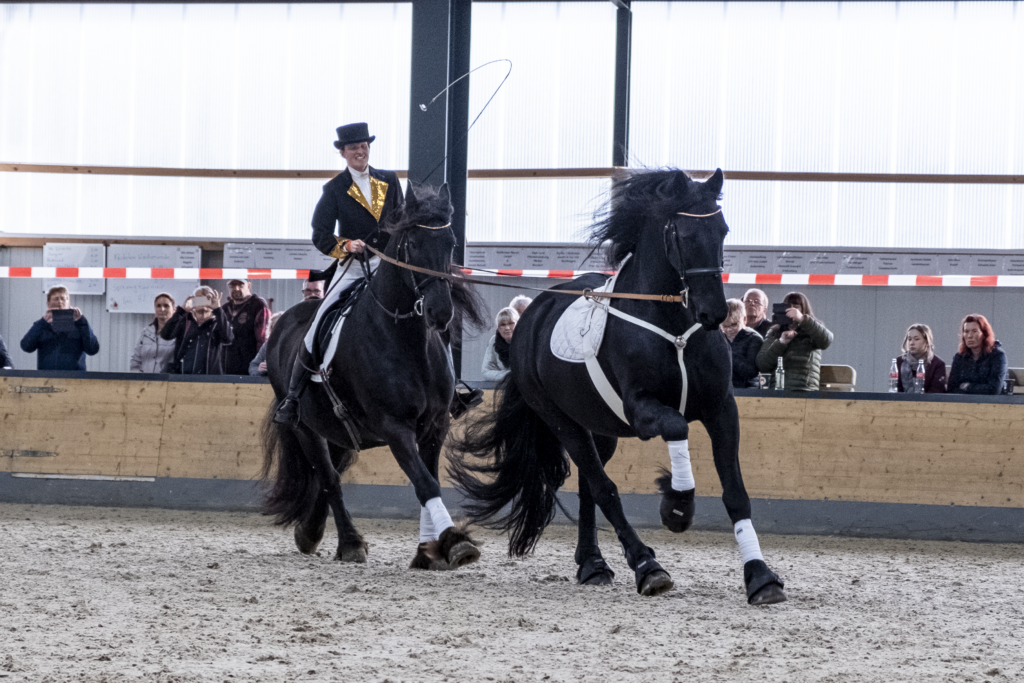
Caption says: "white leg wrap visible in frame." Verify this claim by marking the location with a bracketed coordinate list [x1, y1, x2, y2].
[424, 497, 454, 536]
[419, 506, 437, 543]
[668, 439, 695, 492]
[734, 519, 764, 564]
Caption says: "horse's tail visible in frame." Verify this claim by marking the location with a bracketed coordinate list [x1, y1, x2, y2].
[448, 374, 569, 557]
[259, 397, 318, 526]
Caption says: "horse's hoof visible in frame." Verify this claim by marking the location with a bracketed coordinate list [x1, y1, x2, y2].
[337, 546, 368, 563]
[581, 570, 615, 586]
[409, 542, 450, 571]
[447, 541, 480, 568]
[749, 582, 787, 606]
[293, 523, 324, 555]
[639, 570, 674, 597]
[576, 556, 615, 586]
[656, 474, 695, 533]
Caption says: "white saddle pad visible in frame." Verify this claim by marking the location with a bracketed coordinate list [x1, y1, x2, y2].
[549, 257, 629, 363]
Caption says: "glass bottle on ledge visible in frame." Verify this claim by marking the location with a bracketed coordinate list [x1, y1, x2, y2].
[774, 357, 785, 392]
[888, 358, 899, 393]
[914, 359, 926, 393]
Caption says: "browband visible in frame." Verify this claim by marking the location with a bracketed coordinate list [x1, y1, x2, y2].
[416, 223, 452, 230]
[676, 208, 723, 218]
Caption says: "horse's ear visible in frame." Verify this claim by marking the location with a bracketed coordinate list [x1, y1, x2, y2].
[704, 168, 724, 197]
[405, 181, 420, 210]
[438, 183, 451, 206]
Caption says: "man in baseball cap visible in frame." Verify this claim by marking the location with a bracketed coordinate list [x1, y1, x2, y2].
[221, 278, 271, 376]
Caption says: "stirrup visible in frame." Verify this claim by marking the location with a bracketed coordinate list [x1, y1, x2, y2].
[455, 381, 484, 408]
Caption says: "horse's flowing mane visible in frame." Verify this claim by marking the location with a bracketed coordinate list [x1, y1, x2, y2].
[380, 183, 489, 337]
[589, 168, 697, 268]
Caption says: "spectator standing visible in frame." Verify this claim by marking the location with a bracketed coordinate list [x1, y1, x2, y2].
[720, 298, 763, 389]
[249, 312, 285, 377]
[302, 279, 325, 301]
[221, 278, 271, 375]
[756, 291, 833, 391]
[20, 286, 100, 371]
[742, 288, 772, 337]
[129, 293, 177, 373]
[161, 287, 234, 375]
[0, 332, 13, 368]
[896, 324, 946, 393]
[481, 307, 518, 382]
[509, 295, 532, 317]
[946, 314, 1007, 395]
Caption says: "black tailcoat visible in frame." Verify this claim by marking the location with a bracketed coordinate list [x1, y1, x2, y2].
[311, 167, 404, 258]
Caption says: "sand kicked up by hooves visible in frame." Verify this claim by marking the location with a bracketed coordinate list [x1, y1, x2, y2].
[0, 503, 1022, 682]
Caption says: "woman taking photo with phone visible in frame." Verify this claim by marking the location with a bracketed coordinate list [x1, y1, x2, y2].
[160, 286, 234, 375]
[756, 292, 833, 391]
[946, 314, 1007, 395]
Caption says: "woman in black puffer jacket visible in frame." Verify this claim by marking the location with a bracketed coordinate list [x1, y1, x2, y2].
[947, 314, 1008, 395]
[721, 299, 764, 389]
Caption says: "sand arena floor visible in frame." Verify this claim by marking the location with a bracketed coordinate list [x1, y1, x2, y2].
[0, 502, 1022, 682]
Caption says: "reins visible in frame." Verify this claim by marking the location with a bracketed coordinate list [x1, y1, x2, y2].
[364, 244, 690, 304]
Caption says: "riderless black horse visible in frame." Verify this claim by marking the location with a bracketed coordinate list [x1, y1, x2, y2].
[262, 183, 488, 570]
[451, 168, 787, 603]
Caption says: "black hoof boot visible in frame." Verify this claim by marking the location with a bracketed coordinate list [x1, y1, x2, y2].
[633, 553, 673, 596]
[744, 559, 787, 605]
[656, 472, 695, 533]
[576, 556, 615, 586]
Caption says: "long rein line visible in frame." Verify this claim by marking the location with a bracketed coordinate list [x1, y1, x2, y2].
[364, 244, 686, 304]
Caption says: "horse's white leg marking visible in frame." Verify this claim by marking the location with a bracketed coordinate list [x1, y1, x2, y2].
[424, 497, 454, 536]
[734, 519, 764, 564]
[667, 439, 695, 491]
[419, 506, 438, 543]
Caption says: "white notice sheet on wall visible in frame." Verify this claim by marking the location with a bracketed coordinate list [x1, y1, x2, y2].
[43, 243, 106, 295]
[106, 245, 201, 313]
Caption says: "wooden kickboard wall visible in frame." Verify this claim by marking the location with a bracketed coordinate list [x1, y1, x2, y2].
[1, 376, 1021, 509]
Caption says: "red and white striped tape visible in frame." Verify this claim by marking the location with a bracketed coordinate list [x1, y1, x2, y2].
[1, 266, 1023, 287]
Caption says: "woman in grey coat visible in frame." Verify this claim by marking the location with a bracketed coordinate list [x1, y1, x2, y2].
[130, 293, 177, 373]
[481, 307, 519, 382]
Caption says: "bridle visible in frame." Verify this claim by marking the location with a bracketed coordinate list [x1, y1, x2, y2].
[663, 208, 725, 309]
[365, 223, 454, 323]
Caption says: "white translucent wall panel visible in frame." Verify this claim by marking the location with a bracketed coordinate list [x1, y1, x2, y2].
[465, 2, 616, 243]
[0, 3, 411, 239]
[631, 2, 1024, 249]
[467, 179, 610, 244]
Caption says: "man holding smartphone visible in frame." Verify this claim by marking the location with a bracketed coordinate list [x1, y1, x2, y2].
[20, 286, 100, 371]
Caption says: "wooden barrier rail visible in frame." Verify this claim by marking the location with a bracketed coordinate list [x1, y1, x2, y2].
[1, 375, 1021, 510]
[3, 162, 1024, 185]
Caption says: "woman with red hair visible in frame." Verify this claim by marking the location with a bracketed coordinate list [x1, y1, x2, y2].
[946, 314, 1007, 395]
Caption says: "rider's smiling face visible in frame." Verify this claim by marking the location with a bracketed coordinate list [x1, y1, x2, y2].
[341, 142, 370, 173]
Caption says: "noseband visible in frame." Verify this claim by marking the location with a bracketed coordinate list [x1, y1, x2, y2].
[664, 208, 725, 309]
[367, 223, 453, 322]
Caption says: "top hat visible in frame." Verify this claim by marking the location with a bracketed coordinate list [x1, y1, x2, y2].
[334, 123, 375, 149]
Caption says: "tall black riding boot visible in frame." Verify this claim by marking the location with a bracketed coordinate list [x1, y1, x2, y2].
[274, 346, 315, 427]
[450, 380, 484, 421]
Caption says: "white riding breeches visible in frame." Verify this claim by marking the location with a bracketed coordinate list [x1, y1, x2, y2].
[303, 255, 380, 352]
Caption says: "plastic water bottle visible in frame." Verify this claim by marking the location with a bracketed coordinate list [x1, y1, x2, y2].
[914, 359, 926, 393]
[888, 359, 899, 393]
[774, 357, 785, 392]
